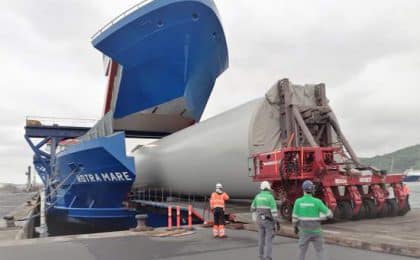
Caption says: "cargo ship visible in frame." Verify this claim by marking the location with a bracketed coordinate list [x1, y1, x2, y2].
[30, 0, 228, 235]
[404, 169, 420, 183]
[47, 133, 137, 235]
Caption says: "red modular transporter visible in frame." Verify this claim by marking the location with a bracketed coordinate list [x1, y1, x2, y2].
[249, 79, 410, 221]
[251, 146, 410, 221]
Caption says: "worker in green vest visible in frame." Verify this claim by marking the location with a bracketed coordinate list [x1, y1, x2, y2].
[292, 180, 333, 260]
[251, 181, 279, 260]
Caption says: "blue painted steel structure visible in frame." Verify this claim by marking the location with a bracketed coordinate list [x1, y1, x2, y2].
[24, 125, 90, 185]
[92, 0, 228, 121]
[47, 133, 137, 235]
[25, 127, 138, 235]
[25, 0, 229, 234]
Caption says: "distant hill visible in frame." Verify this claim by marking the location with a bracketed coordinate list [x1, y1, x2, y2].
[360, 144, 420, 172]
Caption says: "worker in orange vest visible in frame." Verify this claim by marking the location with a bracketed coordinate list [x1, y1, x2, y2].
[210, 183, 230, 238]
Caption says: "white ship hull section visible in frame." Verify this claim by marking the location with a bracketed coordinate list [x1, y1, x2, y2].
[131, 80, 313, 198]
[132, 99, 262, 198]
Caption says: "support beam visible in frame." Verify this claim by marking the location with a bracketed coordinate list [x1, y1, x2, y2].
[327, 110, 361, 166]
[315, 124, 326, 142]
[24, 125, 90, 138]
[292, 107, 318, 147]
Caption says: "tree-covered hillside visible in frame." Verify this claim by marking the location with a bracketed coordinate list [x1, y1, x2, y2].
[360, 144, 420, 172]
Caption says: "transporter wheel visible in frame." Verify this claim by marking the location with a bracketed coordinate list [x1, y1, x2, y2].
[398, 197, 411, 216]
[363, 199, 377, 219]
[353, 203, 367, 220]
[280, 203, 292, 221]
[332, 205, 343, 222]
[386, 199, 399, 217]
[341, 201, 353, 220]
[336, 201, 352, 221]
[377, 202, 389, 218]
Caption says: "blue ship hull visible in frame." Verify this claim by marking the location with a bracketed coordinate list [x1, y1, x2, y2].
[48, 133, 136, 235]
[37, 0, 229, 235]
[46, 207, 136, 236]
[93, 0, 228, 122]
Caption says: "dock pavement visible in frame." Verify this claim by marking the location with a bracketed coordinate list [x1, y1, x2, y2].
[0, 191, 38, 240]
[0, 226, 415, 260]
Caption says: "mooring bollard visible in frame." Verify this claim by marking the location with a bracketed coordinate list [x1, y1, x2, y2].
[136, 214, 148, 229]
[132, 214, 153, 232]
[176, 206, 181, 229]
[188, 205, 193, 230]
[167, 205, 172, 230]
[3, 215, 15, 228]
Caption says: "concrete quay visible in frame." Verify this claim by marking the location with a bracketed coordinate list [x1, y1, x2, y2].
[0, 195, 418, 259]
[0, 227, 415, 260]
[242, 209, 420, 258]
[130, 200, 420, 258]
[0, 192, 39, 241]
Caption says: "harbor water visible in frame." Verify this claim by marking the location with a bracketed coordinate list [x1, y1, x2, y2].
[0, 191, 34, 218]
[406, 182, 420, 209]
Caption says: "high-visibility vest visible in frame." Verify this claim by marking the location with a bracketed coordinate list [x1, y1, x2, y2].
[292, 194, 332, 234]
[403, 184, 410, 194]
[251, 190, 278, 218]
[210, 192, 229, 209]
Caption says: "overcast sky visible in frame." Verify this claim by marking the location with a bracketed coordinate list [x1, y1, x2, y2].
[1, 0, 420, 183]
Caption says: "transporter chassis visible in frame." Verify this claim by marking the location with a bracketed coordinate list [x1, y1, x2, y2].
[249, 79, 410, 221]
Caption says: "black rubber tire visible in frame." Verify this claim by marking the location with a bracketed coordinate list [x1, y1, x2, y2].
[398, 197, 411, 216]
[377, 202, 389, 218]
[280, 203, 292, 221]
[337, 201, 353, 221]
[386, 199, 399, 217]
[353, 203, 367, 220]
[331, 205, 343, 222]
[363, 199, 377, 219]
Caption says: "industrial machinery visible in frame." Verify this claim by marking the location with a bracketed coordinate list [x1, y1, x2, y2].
[249, 79, 411, 221]
[133, 78, 410, 221]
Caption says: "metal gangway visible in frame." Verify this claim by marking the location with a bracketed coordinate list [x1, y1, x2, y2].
[24, 116, 94, 185]
[129, 187, 254, 224]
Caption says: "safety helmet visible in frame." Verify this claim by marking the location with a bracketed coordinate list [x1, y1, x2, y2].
[260, 181, 271, 190]
[302, 180, 315, 193]
[216, 183, 223, 189]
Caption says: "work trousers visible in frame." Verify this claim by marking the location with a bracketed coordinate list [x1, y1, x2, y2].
[213, 207, 225, 237]
[258, 219, 274, 260]
[298, 232, 326, 260]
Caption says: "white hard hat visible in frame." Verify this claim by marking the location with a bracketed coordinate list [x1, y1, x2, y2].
[216, 183, 223, 189]
[260, 181, 271, 190]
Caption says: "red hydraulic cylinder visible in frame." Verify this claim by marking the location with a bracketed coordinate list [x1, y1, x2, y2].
[322, 187, 337, 211]
[347, 186, 362, 215]
[393, 184, 409, 209]
[371, 184, 385, 210]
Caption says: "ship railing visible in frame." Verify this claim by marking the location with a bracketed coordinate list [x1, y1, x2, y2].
[130, 187, 208, 207]
[25, 116, 96, 128]
[15, 168, 80, 222]
[130, 187, 212, 222]
[91, 0, 154, 40]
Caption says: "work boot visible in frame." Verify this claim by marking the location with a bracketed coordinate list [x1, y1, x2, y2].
[213, 225, 219, 238]
[218, 225, 226, 238]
